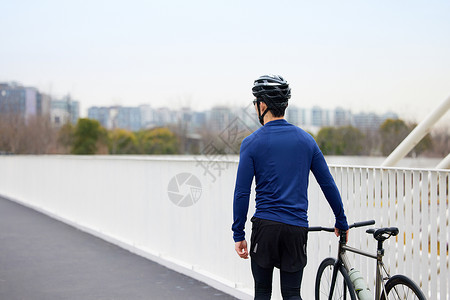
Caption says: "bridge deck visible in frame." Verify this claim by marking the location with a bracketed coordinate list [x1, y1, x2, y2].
[0, 196, 236, 300]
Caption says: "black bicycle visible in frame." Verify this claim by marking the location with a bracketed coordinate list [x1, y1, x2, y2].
[309, 220, 426, 300]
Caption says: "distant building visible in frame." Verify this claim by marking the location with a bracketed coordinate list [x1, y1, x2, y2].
[286, 106, 300, 126]
[139, 105, 154, 129]
[50, 95, 79, 126]
[311, 106, 332, 127]
[209, 106, 232, 132]
[352, 112, 384, 131]
[180, 107, 192, 124]
[88, 106, 113, 129]
[154, 107, 175, 127]
[37, 92, 51, 117]
[87, 102, 401, 134]
[116, 106, 141, 131]
[88, 105, 142, 131]
[334, 107, 352, 127]
[286, 106, 308, 127]
[0, 82, 46, 120]
[235, 105, 259, 131]
[192, 111, 206, 130]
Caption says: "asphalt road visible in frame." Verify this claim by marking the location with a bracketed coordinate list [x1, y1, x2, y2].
[0, 196, 237, 300]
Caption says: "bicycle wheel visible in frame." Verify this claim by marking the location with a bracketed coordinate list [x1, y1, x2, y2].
[380, 275, 426, 300]
[315, 257, 357, 300]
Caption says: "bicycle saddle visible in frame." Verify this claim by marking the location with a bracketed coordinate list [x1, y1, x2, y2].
[366, 227, 399, 241]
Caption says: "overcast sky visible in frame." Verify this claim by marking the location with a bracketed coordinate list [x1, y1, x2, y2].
[1, 0, 449, 122]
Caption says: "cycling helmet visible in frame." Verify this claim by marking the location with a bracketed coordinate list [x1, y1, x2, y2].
[252, 74, 291, 125]
[252, 74, 291, 105]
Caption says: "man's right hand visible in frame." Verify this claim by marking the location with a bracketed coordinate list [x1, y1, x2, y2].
[335, 228, 349, 243]
[235, 240, 249, 259]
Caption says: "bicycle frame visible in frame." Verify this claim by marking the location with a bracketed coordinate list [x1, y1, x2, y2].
[338, 232, 391, 300]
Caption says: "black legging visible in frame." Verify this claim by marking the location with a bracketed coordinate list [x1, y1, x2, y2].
[251, 259, 303, 300]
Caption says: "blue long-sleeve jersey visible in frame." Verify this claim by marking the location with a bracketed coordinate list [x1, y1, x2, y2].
[232, 119, 348, 242]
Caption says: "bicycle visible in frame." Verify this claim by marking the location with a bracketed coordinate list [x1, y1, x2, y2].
[309, 220, 426, 300]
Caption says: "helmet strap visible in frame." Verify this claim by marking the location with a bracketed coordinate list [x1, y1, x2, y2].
[257, 100, 269, 126]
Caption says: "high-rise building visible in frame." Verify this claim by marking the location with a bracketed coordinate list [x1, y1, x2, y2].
[0, 82, 42, 121]
[116, 107, 141, 131]
[179, 107, 192, 123]
[50, 95, 79, 126]
[352, 112, 384, 130]
[139, 105, 154, 129]
[88, 105, 142, 131]
[192, 111, 206, 130]
[154, 107, 175, 127]
[36, 92, 51, 117]
[311, 106, 324, 127]
[334, 107, 352, 127]
[235, 105, 259, 131]
[88, 106, 113, 129]
[286, 106, 308, 127]
[209, 106, 232, 132]
[286, 106, 300, 126]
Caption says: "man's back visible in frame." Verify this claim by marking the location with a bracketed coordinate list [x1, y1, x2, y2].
[241, 119, 316, 227]
[233, 118, 347, 243]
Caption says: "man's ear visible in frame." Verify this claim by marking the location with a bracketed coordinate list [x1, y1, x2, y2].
[260, 101, 267, 111]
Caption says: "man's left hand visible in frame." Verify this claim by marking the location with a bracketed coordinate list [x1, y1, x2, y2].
[235, 240, 249, 259]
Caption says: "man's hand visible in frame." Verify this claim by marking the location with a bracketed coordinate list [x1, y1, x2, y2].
[335, 228, 349, 243]
[235, 240, 249, 259]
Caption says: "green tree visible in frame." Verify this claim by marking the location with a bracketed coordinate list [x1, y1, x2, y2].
[316, 127, 339, 155]
[71, 119, 107, 154]
[57, 123, 75, 153]
[379, 119, 411, 156]
[340, 126, 365, 155]
[108, 129, 138, 154]
[379, 119, 434, 157]
[405, 123, 433, 157]
[316, 126, 364, 155]
[136, 127, 179, 154]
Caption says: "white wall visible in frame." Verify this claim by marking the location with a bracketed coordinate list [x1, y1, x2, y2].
[0, 156, 447, 299]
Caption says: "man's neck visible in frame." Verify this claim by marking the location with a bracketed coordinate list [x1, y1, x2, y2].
[263, 115, 284, 125]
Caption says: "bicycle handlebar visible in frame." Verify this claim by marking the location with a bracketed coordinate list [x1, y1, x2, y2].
[308, 220, 375, 232]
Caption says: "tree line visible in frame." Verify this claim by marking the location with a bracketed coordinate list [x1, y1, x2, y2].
[0, 116, 179, 155]
[59, 119, 179, 155]
[0, 115, 447, 157]
[315, 119, 437, 157]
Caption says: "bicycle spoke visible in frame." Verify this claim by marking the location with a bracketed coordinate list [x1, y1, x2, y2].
[317, 263, 352, 300]
[387, 283, 421, 299]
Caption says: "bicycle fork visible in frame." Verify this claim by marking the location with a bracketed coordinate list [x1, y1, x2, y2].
[328, 234, 354, 300]
[329, 261, 340, 300]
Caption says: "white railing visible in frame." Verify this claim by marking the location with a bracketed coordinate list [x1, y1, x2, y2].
[311, 166, 449, 300]
[0, 156, 448, 299]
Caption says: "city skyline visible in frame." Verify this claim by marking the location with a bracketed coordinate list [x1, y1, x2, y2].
[1, 1, 449, 124]
[0, 79, 418, 122]
[86, 102, 398, 134]
[0, 79, 400, 134]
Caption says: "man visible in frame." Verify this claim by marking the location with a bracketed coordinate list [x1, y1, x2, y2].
[232, 75, 349, 300]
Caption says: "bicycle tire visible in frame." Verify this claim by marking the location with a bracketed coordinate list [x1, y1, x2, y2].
[380, 274, 426, 300]
[315, 257, 357, 300]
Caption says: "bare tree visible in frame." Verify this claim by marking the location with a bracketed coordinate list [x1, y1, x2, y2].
[0, 113, 57, 154]
[424, 127, 450, 157]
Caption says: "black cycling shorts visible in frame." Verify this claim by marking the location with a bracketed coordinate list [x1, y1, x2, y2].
[250, 216, 308, 273]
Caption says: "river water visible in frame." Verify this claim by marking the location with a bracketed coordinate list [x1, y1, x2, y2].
[157, 155, 444, 169]
[323, 155, 443, 169]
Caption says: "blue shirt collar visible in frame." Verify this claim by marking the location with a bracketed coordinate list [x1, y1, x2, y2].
[264, 119, 288, 126]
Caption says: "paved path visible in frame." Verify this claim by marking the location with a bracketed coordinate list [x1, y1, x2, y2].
[0, 196, 237, 300]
